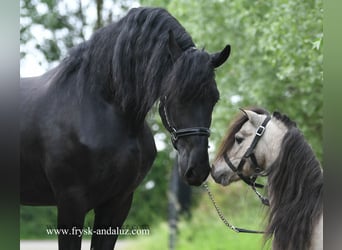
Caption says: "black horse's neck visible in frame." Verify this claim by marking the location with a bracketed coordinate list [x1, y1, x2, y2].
[61, 8, 194, 125]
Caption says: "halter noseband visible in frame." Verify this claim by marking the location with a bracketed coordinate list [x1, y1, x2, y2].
[224, 115, 271, 205]
[161, 97, 210, 150]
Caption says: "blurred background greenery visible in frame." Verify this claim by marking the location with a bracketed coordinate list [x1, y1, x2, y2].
[20, 0, 322, 249]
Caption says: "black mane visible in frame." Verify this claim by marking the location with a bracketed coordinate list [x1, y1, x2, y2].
[265, 113, 323, 250]
[162, 48, 219, 102]
[272, 111, 297, 128]
[50, 7, 210, 123]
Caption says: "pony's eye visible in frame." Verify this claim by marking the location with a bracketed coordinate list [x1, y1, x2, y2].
[235, 136, 244, 144]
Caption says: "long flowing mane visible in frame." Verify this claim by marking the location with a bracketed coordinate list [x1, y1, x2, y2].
[48, 7, 214, 123]
[265, 111, 323, 250]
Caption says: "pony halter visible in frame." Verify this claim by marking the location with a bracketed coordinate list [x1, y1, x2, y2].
[161, 97, 210, 150]
[224, 115, 271, 206]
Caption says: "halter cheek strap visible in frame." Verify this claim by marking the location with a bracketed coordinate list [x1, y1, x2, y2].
[224, 115, 271, 205]
[160, 97, 210, 150]
[244, 117, 270, 159]
[223, 154, 263, 188]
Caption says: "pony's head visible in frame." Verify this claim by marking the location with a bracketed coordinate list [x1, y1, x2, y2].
[211, 108, 288, 186]
[160, 31, 230, 186]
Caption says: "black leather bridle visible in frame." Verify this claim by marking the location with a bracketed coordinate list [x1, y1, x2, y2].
[160, 97, 211, 150]
[224, 115, 271, 206]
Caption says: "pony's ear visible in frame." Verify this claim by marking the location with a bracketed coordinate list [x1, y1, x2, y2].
[211, 44, 231, 68]
[239, 108, 248, 117]
[168, 30, 182, 62]
[241, 109, 264, 127]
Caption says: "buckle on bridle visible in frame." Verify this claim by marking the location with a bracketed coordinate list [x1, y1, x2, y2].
[256, 125, 266, 136]
[171, 132, 177, 142]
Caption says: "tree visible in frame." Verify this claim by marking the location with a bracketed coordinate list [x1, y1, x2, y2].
[20, 0, 139, 74]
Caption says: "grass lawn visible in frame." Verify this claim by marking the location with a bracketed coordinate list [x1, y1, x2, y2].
[123, 181, 270, 250]
[20, 181, 271, 249]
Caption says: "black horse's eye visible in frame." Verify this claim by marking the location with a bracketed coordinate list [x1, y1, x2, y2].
[235, 136, 244, 144]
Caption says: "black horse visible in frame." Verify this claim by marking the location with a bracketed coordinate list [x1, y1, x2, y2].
[20, 7, 230, 250]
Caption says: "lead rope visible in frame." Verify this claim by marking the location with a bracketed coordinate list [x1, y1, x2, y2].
[202, 182, 265, 234]
[251, 181, 270, 206]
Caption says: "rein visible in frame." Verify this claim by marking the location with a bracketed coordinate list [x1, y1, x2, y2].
[202, 182, 265, 234]
[161, 96, 210, 150]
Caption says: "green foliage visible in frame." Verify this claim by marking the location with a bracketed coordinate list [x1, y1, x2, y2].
[125, 149, 173, 227]
[124, 181, 268, 250]
[20, 206, 58, 239]
[155, 0, 323, 161]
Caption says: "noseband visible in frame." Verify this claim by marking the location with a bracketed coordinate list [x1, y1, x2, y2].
[224, 115, 271, 205]
[160, 97, 210, 150]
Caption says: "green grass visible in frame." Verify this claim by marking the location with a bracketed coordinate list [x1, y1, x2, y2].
[124, 217, 265, 250]
[20, 181, 271, 249]
[123, 181, 270, 250]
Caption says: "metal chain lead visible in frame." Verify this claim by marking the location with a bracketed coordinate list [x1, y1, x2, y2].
[202, 182, 239, 232]
[202, 182, 265, 234]
[251, 182, 270, 206]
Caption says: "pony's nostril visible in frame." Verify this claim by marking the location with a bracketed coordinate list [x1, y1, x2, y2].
[211, 170, 230, 186]
[218, 174, 227, 183]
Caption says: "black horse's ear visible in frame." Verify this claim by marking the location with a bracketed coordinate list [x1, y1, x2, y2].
[168, 30, 182, 62]
[211, 44, 231, 68]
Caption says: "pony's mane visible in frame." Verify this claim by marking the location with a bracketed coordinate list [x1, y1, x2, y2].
[272, 111, 297, 128]
[265, 112, 323, 250]
[50, 7, 217, 123]
[214, 107, 270, 162]
[215, 108, 323, 249]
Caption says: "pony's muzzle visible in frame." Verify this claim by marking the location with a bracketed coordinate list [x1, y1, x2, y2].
[211, 167, 230, 186]
[211, 164, 239, 186]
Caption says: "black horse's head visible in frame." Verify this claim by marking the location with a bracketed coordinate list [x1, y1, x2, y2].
[160, 32, 230, 186]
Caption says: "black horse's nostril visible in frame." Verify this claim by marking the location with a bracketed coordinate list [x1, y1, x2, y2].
[184, 165, 210, 186]
[185, 167, 195, 179]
